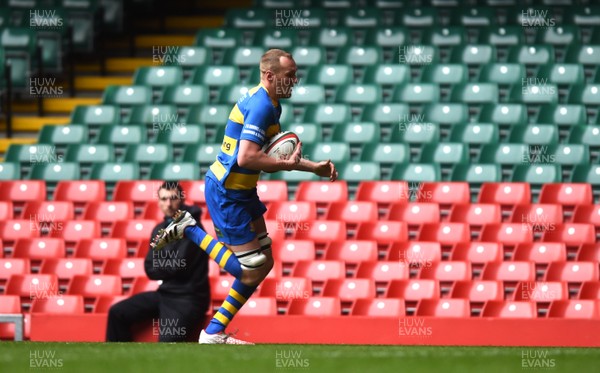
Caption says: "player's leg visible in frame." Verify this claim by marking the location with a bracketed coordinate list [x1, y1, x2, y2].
[106, 291, 160, 342]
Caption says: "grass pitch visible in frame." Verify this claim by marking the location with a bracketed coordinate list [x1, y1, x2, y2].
[1, 342, 599, 373]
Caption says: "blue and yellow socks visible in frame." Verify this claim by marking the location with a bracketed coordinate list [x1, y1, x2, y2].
[205, 279, 257, 334]
[184, 226, 243, 279]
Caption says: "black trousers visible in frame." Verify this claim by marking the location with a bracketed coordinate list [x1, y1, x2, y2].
[106, 291, 208, 342]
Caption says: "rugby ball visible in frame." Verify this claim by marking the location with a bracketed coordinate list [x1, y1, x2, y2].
[263, 131, 300, 159]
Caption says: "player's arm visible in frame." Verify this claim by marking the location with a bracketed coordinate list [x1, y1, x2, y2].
[237, 139, 301, 173]
[292, 157, 339, 182]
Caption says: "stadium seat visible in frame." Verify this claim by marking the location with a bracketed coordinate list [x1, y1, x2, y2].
[478, 103, 527, 127]
[326, 201, 378, 225]
[351, 299, 405, 317]
[103, 258, 147, 279]
[386, 279, 439, 301]
[97, 125, 146, 146]
[364, 27, 409, 48]
[332, 122, 380, 146]
[0, 180, 46, 203]
[127, 105, 180, 126]
[537, 65, 585, 86]
[479, 63, 525, 86]
[513, 281, 568, 302]
[291, 46, 326, 67]
[418, 223, 470, 245]
[419, 261, 471, 282]
[222, 47, 263, 67]
[395, 241, 442, 266]
[477, 25, 524, 46]
[356, 261, 409, 283]
[38, 125, 88, 147]
[337, 46, 381, 66]
[292, 260, 346, 282]
[102, 85, 152, 107]
[478, 183, 531, 206]
[325, 240, 378, 263]
[361, 103, 409, 126]
[391, 164, 441, 183]
[579, 282, 600, 300]
[361, 143, 410, 165]
[568, 84, 600, 105]
[70, 105, 119, 126]
[12, 238, 65, 260]
[68, 275, 123, 298]
[6, 274, 59, 298]
[51, 220, 101, 244]
[195, 27, 243, 48]
[417, 182, 470, 205]
[481, 301, 536, 318]
[478, 143, 528, 165]
[83, 201, 134, 223]
[542, 224, 596, 246]
[0, 258, 30, 279]
[481, 262, 536, 282]
[0, 220, 40, 242]
[113, 181, 162, 204]
[355, 221, 408, 244]
[576, 244, 600, 262]
[450, 44, 495, 65]
[225, 9, 270, 28]
[295, 220, 347, 243]
[111, 220, 157, 241]
[0, 163, 20, 180]
[421, 64, 468, 85]
[450, 281, 504, 302]
[30, 163, 81, 185]
[22, 201, 74, 222]
[450, 83, 498, 104]
[289, 84, 326, 105]
[304, 104, 351, 127]
[565, 45, 600, 66]
[449, 204, 502, 226]
[295, 181, 348, 203]
[306, 142, 351, 165]
[362, 64, 410, 86]
[393, 84, 440, 103]
[544, 262, 598, 282]
[322, 279, 376, 301]
[547, 300, 600, 319]
[507, 45, 554, 65]
[259, 277, 311, 300]
[74, 238, 127, 261]
[129, 277, 160, 295]
[163, 46, 211, 70]
[510, 204, 563, 226]
[149, 162, 199, 181]
[388, 202, 440, 225]
[305, 64, 352, 86]
[416, 299, 470, 318]
[450, 242, 503, 264]
[266, 201, 317, 225]
[288, 297, 341, 316]
[419, 143, 469, 165]
[54, 181, 106, 204]
[237, 297, 277, 316]
[133, 66, 183, 89]
[255, 181, 288, 203]
[479, 223, 533, 245]
[512, 243, 567, 263]
[274, 240, 315, 263]
[355, 181, 410, 207]
[508, 125, 558, 146]
[572, 205, 600, 227]
[40, 258, 93, 281]
[31, 296, 85, 314]
[538, 183, 593, 206]
[65, 144, 114, 165]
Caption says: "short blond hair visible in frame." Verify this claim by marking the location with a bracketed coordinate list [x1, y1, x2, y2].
[260, 49, 293, 75]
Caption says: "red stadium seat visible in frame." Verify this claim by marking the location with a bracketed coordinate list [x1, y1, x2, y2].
[388, 202, 440, 225]
[450, 242, 503, 264]
[141, 201, 168, 221]
[40, 258, 93, 280]
[266, 201, 317, 224]
[539, 183, 593, 206]
[416, 299, 471, 317]
[572, 205, 600, 227]
[51, 220, 101, 241]
[295, 181, 348, 203]
[322, 279, 376, 301]
[512, 243, 567, 263]
[351, 299, 405, 317]
[544, 262, 598, 282]
[355, 221, 408, 244]
[237, 297, 277, 316]
[84, 201, 134, 222]
[75, 238, 127, 260]
[542, 224, 595, 245]
[450, 281, 504, 302]
[481, 262, 536, 282]
[355, 181, 409, 208]
[356, 261, 410, 293]
[210, 275, 236, 301]
[547, 300, 600, 319]
[478, 182, 530, 206]
[21, 201, 75, 222]
[259, 277, 311, 300]
[273, 240, 315, 263]
[419, 261, 471, 282]
[418, 223, 470, 245]
[1, 220, 40, 242]
[293, 260, 346, 282]
[256, 181, 288, 202]
[69, 275, 122, 297]
[288, 297, 341, 316]
[510, 204, 563, 226]
[417, 182, 471, 205]
[577, 244, 600, 262]
[325, 240, 378, 263]
[0, 295, 21, 339]
[129, 277, 159, 294]
[386, 280, 440, 300]
[326, 201, 378, 224]
[94, 295, 128, 313]
[513, 281, 569, 302]
[0, 181, 46, 203]
[0, 201, 13, 220]
[0, 259, 30, 279]
[103, 258, 147, 278]
[13, 238, 64, 259]
[113, 180, 162, 203]
[263, 219, 286, 244]
[111, 220, 157, 241]
[481, 301, 536, 318]
[6, 274, 59, 298]
[479, 223, 533, 245]
[448, 204, 502, 226]
[396, 241, 442, 266]
[578, 282, 600, 299]
[31, 295, 85, 314]
[178, 180, 206, 204]
[294, 220, 346, 243]
[54, 181, 106, 203]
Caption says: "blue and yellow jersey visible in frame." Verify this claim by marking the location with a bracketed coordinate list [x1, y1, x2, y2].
[206, 83, 282, 191]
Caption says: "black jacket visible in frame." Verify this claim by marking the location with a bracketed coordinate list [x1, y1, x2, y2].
[144, 204, 210, 302]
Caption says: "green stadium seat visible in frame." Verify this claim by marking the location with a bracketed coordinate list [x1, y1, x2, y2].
[451, 164, 501, 183]
[332, 122, 379, 144]
[393, 84, 440, 103]
[423, 103, 469, 125]
[568, 84, 600, 105]
[309, 27, 353, 48]
[391, 163, 441, 182]
[90, 163, 140, 182]
[70, 105, 119, 126]
[508, 124, 558, 146]
[292, 46, 326, 67]
[271, 7, 326, 28]
[195, 28, 243, 48]
[218, 84, 254, 105]
[360, 103, 409, 126]
[124, 144, 172, 164]
[342, 8, 381, 28]
[391, 122, 440, 144]
[279, 103, 294, 124]
[420, 27, 466, 46]
[362, 64, 410, 86]
[97, 125, 146, 145]
[156, 124, 206, 147]
[186, 105, 231, 127]
[133, 66, 183, 89]
[289, 85, 327, 105]
[305, 65, 353, 86]
[340, 162, 381, 182]
[509, 83, 558, 104]
[479, 143, 529, 165]
[477, 26, 524, 46]
[127, 105, 179, 125]
[337, 46, 381, 66]
[1, 28, 37, 89]
[102, 86, 152, 107]
[364, 27, 409, 48]
[30, 163, 80, 182]
[162, 46, 211, 69]
[267, 170, 320, 183]
[307, 142, 351, 164]
[150, 162, 199, 181]
[396, 7, 437, 27]
[420, 143, 469, 165]
[38, 125, 87, 146]
[450, 83, 498, 104]
[28, 8, 68, 72]
[420, 64, 468, 85]
[478, 103, 527, 126]
[535, 104, 586, 126]
[304, 104, 351, 126]
[0, 163, 20, 180]
[65, 144, 115, 164]
[507, 45, 554, 65]
[289, 123, 322, 145]
[551, 144, 590, 166]
[571, 164, 600, 185]
[450, 44, 496, 65]
[449, 123, 499, 145]
[569, 125, 600, 148]
[159, 85, 210, 107]
[225, 8, 271, 28]
[511, 164, 561, 184]
[183, 144, 220, 166]
[565, 45, 600, 66]
[534, 25, 579, 46]
[6, 144, 58, 164]
[564, 6, 600, 26]
[479, 63, 525, 85]
[335, 84, 381, 104]
[398, 45, 438, 66]
[360, 143, 410, 164]
[222, 47, 263, 67]
[254, 28, 298, 49]
[450, 7, 496, 26]
[536, 64, 585, 85]
[192, 66, 240, 87]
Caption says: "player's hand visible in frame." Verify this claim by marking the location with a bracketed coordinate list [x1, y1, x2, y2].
[314, 159, 338, 181]
[279, 141, 302, 170]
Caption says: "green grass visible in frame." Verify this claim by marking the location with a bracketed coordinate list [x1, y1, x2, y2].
[1, 343, 599, 373]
